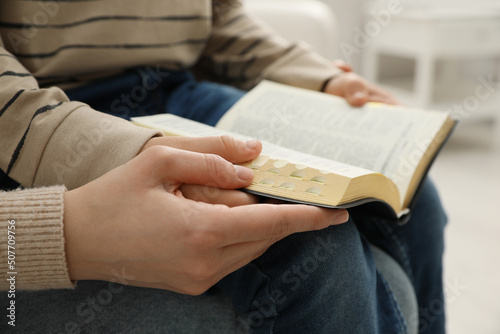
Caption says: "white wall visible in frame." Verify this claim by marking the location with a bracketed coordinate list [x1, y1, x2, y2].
[319, 0, 500, 69]
[246, 0, 368, 68]
[319, 0, 366, 69]
[245, 0, 338, 60]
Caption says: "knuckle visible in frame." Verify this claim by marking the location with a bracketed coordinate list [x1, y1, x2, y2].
[184, 209, 227, 249]
[268, 207, 292, 238]
[203, 153, 225, 171]
[136, 146, 176, 173]
[202, 153, 232, 186]
[310, 212, 326, 231]
[187, 260, 219, 284]
[144, 145, 175, 166]
[144, 144, 170, 158]
[218, 135, 237, 158]
[185, 228, 221, 250]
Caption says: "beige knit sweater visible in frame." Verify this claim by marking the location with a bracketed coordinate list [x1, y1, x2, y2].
[0, 186, 74, 290]
[0, 0, 341, 290]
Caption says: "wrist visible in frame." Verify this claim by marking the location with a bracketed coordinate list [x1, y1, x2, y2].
[321, 77, 334, 92]
[63, 187, 100, 281]
[321, 71, 347, 93]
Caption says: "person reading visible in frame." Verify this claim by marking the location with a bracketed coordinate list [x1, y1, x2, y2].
[0, 1, 447, 333]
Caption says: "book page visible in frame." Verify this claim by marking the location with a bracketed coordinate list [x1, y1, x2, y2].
[131, 114, 375, 178]
[216, 81, 451, 205]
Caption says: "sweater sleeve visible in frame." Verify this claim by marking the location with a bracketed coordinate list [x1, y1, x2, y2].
[0, 38, 162, 191]
[0, 186, 74, 290]
[198, 1, 342, 91]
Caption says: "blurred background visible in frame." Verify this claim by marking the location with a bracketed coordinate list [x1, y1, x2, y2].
[246, 0, 499, 333]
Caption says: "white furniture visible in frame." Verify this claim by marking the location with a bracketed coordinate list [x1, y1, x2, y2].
[245, 0, 338, 60]
[362, 5, 500, 124]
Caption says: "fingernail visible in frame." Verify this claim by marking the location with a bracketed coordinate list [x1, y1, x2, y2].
[245, 139, 259, 150]
[235, 165, 254, 181]
[331, 210, 349, 225]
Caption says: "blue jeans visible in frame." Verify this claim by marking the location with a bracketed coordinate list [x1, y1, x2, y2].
[1, 69, 447, 333]
[65, 68, 242, 126]
[218, 177, 447, 334]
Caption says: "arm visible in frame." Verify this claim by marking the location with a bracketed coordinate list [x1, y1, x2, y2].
[1, 137, 348, 292]
[197, 1, 342, 92]
[0, 38, 162, 190]
[198, 1, 398, 106]
[0, 135, 259, 291]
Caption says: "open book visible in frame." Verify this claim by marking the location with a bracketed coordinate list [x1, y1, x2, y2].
[132, 81, 456, 223]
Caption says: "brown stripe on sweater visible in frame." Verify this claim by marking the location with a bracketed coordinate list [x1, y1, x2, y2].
[212, 24, 261, 54]
[0, 70, 31, 78]
[0, 15, 211, 29]
[13, 39, 209, 59]
[238, 35, 272, 55]
[7, 101, 63, 175]
[0, 89, 24, 118]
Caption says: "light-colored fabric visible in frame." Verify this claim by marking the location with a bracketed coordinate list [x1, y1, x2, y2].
[370, 244, 418, 334]
[0, 0, 341, 292]
[0, 50, 162, 189]
[0, 186, 74, 290]
[199, 3, 341, 90]
[0, 0, 340, 190]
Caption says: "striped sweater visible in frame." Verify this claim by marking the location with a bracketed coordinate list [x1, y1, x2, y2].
[0, 0, 340, 290]
[0, 0, 340, 189]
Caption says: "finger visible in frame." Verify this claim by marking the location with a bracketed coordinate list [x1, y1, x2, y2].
[332, 59, 353, 72]
[217, 204, 349, 245]
[344, 76, 370, 107]
[143, 146, 255, 190]
[369, 88, 401, 105]
[180, 184, 260, 207]
[155, 135, 262, 164]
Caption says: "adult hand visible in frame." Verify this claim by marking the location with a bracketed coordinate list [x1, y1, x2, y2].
[141, 135, 263, 206]
[325, 61, 400, 107]
[64, 145, 349, 295]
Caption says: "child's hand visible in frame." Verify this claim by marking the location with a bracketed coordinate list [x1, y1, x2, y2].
[324, 70, 400, 107]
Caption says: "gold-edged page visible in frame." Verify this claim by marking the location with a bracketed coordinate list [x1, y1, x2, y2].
[216, 81, 451, 208]
[257, 141, 374, 179]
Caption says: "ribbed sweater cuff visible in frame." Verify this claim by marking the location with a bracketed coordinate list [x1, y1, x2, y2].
[0, 186, 75, 290]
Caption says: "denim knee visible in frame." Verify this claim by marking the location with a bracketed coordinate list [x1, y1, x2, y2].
[217, 220, 400, 333]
